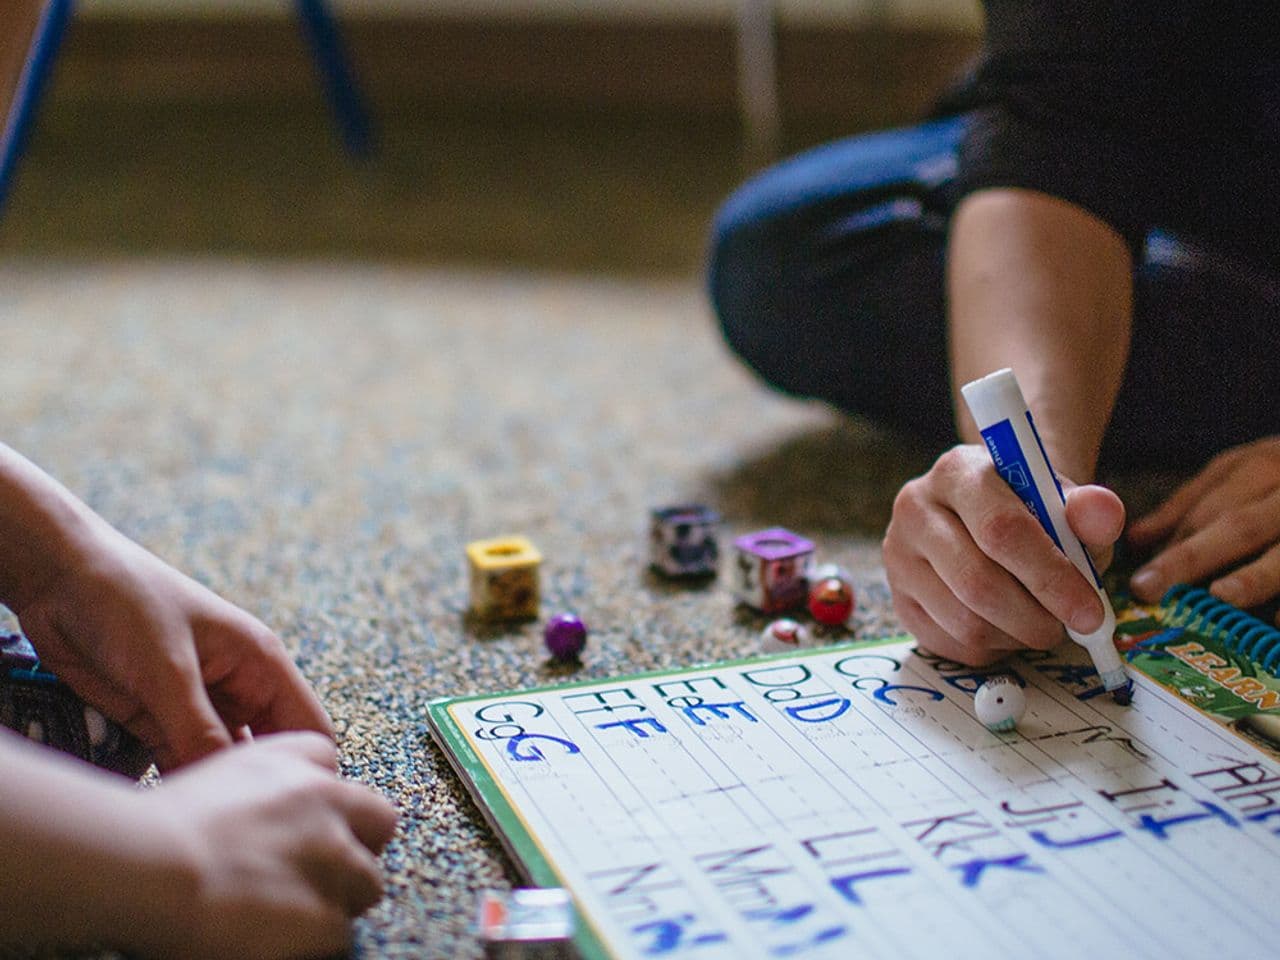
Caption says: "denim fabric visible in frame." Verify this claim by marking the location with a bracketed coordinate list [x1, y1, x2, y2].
[708, 116, 1280, 472]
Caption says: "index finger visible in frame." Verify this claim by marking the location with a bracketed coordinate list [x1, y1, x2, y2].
[149, 649, 236, 769]
[200, 613, 336, 741]
[1128, 451, 1241, 547]
[254, 647, 336, 740]
[1134, 498, 1280, 600]
[333, 781, 400, 855]
[961, 475, 1105, 636]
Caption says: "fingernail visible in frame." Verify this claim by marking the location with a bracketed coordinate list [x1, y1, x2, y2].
[1071, 599, 1104, 634]
[1213, 576, 1242, 604]
[1131, 568, 1161, 598]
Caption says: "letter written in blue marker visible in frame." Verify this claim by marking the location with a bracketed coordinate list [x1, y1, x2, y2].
[597, 717, 670, 739]
[506, 733, 582, 762]
[683, 702, 759, 726]
[785, 698, 852, 724]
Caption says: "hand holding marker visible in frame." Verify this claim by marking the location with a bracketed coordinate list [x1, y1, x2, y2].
[961, 368, 1131, 705]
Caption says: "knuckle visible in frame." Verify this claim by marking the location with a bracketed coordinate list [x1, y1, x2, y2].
[951, 563, 998, 614]
[312, 819, 354, 859]
[932, 449, 969, 486]
[1222, 509, 1266, 547]
[1230, 568, 1260, 597]
[950, 610, 992, 653]
[315, 773, 353, 806]
[889, 590, 917, 626]
[1170, 538, 1203, 572]
[891, 594, 932, 639]
[1206, 446, 1235, 471]
[973, 507, 1028, 557]
[880, 527, 900, 563]
[1021, 621, 1066, 651]
[883, 535, 925, 587]
[288, 769, 337, 806]
[891, 479, 928, 521]
[254, 628, 291, 662]
[300, 730, 340, 763]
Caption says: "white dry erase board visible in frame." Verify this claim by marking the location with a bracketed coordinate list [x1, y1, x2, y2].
[427, 637, 1280, 960]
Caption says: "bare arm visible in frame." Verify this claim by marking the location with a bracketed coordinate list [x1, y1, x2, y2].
[882, 188, 1130, 666]
[947, 187, 1134, 479]
[2, 442, 333, 768]
[0, 441, 104, 612]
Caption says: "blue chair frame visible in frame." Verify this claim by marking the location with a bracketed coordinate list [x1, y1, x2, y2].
[0, 0, 373, 216]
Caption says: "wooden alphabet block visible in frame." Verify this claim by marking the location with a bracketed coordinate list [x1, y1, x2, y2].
[466, 536, 542, 620]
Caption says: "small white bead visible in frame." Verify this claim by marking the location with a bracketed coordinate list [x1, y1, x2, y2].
[974, 676, 1026, 731]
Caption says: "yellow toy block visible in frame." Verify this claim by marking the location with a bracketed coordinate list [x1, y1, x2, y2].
[466, 536, 542, 620]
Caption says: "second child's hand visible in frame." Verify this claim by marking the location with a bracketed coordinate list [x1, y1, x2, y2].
[1128, 437, 1280, 619]
[2, 443, 334, 770]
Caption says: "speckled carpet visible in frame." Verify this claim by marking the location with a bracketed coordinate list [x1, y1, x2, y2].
[0, 257, 946, 958]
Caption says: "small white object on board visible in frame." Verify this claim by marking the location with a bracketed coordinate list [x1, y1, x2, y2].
[974, 675, 1026, 731]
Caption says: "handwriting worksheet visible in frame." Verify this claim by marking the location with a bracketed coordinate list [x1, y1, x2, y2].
[429, 639, 1280, 960]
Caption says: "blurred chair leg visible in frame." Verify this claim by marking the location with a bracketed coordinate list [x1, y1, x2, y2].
[734, 0, 780, 169]
[0, 0, 73, 216]
[294, 0, 376, 158]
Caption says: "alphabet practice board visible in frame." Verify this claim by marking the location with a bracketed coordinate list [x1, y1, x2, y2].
[427, 638, 1280, 960]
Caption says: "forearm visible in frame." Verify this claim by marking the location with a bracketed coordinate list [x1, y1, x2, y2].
[947, 188, 1134, 481]
[0, 443, 107, 613]
[0, 731, 190, 951]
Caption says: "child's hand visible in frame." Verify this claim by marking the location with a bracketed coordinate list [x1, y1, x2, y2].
[130, 733, 397, 960]
[16, 524, 333, 771]
[882, 443, 1125, 666]
[1128, 437, 1280, 618]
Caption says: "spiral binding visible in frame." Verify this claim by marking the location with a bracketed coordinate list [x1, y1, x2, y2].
[1160, 585, 1280, 676]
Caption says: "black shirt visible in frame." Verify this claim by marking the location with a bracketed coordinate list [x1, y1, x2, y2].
[951, 1, 1279, 270]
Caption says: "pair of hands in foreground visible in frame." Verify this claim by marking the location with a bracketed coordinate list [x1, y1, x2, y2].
[3, 472, 397, 958]
[884, 437, 1280, 667]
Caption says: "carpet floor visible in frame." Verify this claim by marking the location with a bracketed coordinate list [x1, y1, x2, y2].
[0, 257, 947, 957]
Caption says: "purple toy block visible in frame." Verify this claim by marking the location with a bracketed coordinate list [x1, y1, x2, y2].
[732, 527, 815, 613]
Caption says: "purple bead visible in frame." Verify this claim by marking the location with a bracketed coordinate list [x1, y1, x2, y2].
[544, 613, 588, 661]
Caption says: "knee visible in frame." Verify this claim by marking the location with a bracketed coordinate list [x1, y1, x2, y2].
[706, 181, 806, 392]
[707, 118, 965, 398]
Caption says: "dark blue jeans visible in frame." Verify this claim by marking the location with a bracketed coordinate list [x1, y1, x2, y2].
[708, 116, 1280, 472]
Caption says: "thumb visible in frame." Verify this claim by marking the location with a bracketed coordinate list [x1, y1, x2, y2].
[1065, 484, 1126, 570]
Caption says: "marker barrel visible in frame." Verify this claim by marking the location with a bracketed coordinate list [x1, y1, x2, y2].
[961, 368, 1127, 694]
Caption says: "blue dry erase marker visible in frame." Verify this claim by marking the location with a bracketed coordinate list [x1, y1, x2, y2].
[961, 368, 1130, 704]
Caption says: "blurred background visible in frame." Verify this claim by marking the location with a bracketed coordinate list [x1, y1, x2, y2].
[0, 0, 980, 274]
